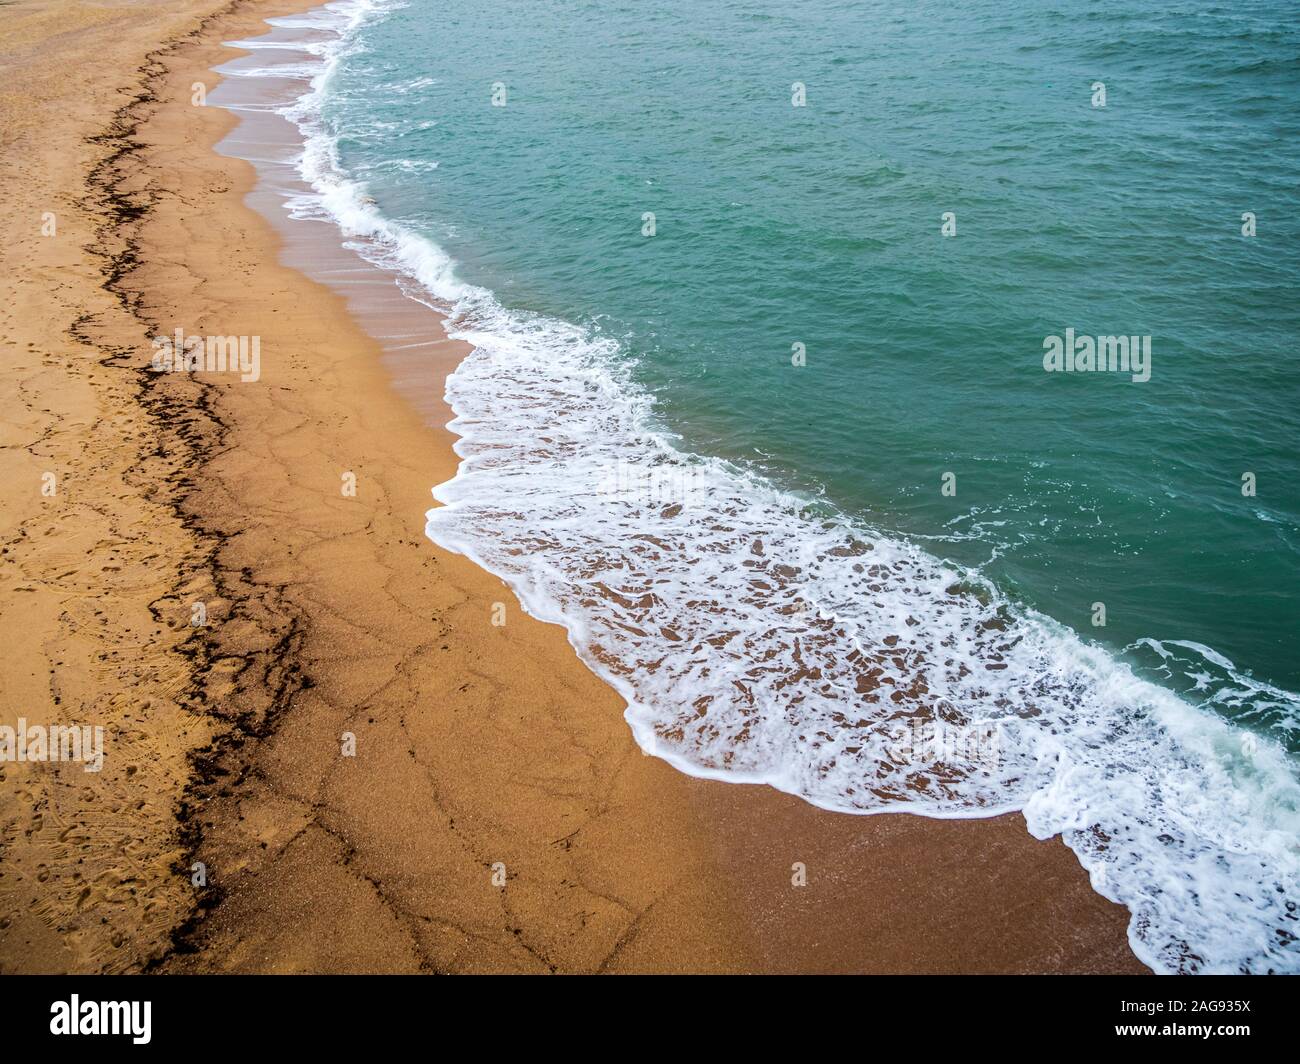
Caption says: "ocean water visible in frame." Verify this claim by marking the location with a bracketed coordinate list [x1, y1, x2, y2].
[225, 0, 1300, 973]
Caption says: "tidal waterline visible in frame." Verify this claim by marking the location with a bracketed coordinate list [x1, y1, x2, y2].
[238, 0, 1300, 972]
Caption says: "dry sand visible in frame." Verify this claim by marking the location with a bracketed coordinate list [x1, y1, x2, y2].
[0, 0, 1146, 974]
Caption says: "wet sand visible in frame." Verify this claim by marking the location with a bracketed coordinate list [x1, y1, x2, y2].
[0, 0, 1146, 974]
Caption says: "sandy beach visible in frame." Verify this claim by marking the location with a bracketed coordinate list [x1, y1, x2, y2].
[0, 0, 1146, 974]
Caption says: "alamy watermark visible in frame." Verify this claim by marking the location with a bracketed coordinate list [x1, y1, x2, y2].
[151, 329, 260, 382]
[599, 458, 701, 508]
[0, 719, 104, 772]
[883, 719, 1004, 772]
[1043, 329, 1151, 383]
[50, 996, 150, 1044]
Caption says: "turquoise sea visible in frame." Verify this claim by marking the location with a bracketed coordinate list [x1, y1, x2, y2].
[330, 0, 1300, 725]
[232, 0, 1300, 972]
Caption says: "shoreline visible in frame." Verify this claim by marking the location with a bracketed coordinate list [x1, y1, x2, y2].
[1, 0, 1146, 973]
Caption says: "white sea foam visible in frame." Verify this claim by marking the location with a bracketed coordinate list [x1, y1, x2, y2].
[223, 0, 1300, 974]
